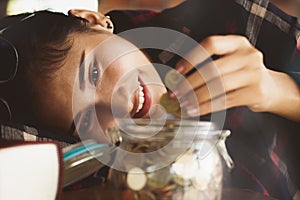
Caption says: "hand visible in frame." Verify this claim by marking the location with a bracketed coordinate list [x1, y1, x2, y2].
[171, 35, 300, 122]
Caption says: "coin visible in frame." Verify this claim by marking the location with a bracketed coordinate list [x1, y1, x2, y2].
[212, 161, 223, 186]
[170, 149, 198, 186]
[171, 172, 191, 187]
[146, 165, 171, 189]
[159, 93, 189, 118]
[173, 109, 186, 118]
[160, 93, 180, 113]
[138, 190, 156, 200]
[122, 189, 138, 200]
[182, 187, 202, 200]
[164, 69, 184, 90]
[191, 169, 211, 191]
[172, 187, 185, 200]
[152, 183, 176, 199]
[127, 167, 147, 191]
[132, 143, 152, 153]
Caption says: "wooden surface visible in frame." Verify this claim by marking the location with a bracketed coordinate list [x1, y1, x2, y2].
[62, 183, 278, 200]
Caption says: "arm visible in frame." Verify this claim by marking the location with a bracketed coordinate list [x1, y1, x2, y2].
[171, 35, 300, 122]
[267, 70, 300, 122]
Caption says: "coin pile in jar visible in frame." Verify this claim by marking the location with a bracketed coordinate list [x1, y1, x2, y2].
[109, 144, 223, 200]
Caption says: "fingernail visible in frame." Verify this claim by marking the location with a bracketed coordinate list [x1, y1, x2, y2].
[187, 108, 198, 116]
[175, 65, 185, 73]
[169, 92, 176, 98]
[170, 90, 179, 98]
[180, 99, 190, 107]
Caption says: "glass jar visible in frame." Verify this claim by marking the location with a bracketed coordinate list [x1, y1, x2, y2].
[106, 118, 234, 200]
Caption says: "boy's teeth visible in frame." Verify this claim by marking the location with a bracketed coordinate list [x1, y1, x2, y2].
[139, 95, 145, 102]
[138, 96, 145, 108]
[136, 81, 145, 113]
[139, 86, 144, 96]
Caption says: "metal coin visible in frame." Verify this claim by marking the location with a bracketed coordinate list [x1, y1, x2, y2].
[137, 190, 156, 200]
[171, 187, 185, 200]
[127, 167, 147, 191]
[152, 183, 176, 199]
[122, 189, 138, 200]
[146, 165, 171, 189]
[160, 93, 180, 113]
[182, 187, 202, 200]
[132, 143, 152, 153]
[191, 169, 211, 191]
[171, 173, 191, 187]
[164, 69, 184, 90]
[170, 149, 197, 186]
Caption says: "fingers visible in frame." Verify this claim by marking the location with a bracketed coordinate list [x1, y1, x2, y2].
[171, 34, 254, 99]
[175, 44, 209, 74]
[172, 60, 218, 98]
[200, 35, 252, 56]
[173, 46, 255, 100]
[169, 35, 269, 116]
[186, 87, 256, 117]
[175, 35, 252, 74]
[179, 68, 255, 114]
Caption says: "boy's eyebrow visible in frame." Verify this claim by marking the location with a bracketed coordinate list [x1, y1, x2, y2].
[79, 50, 85, 90]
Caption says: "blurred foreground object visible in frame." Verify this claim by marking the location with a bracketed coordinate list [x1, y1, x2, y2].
[0, 141, 63, 200]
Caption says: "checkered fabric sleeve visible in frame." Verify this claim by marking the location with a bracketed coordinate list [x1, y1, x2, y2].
[0, 122, 77, 148]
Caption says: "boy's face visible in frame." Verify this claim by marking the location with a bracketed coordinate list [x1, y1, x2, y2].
[32, 31, 166, 142]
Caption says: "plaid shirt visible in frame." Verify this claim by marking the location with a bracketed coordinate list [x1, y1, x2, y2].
[0, 0, 298, 198]
[108, 0, 300, 199]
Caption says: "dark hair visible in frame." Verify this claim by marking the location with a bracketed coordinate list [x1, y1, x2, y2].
[0, 11, 91, 125]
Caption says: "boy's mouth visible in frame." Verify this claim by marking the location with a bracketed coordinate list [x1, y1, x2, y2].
[132, 79, 151, 118]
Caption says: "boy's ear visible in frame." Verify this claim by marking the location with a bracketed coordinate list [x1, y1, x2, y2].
[68, 9, 114, 33]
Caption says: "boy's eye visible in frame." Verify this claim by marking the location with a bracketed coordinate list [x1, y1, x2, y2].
[91, 60, 99, 86]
